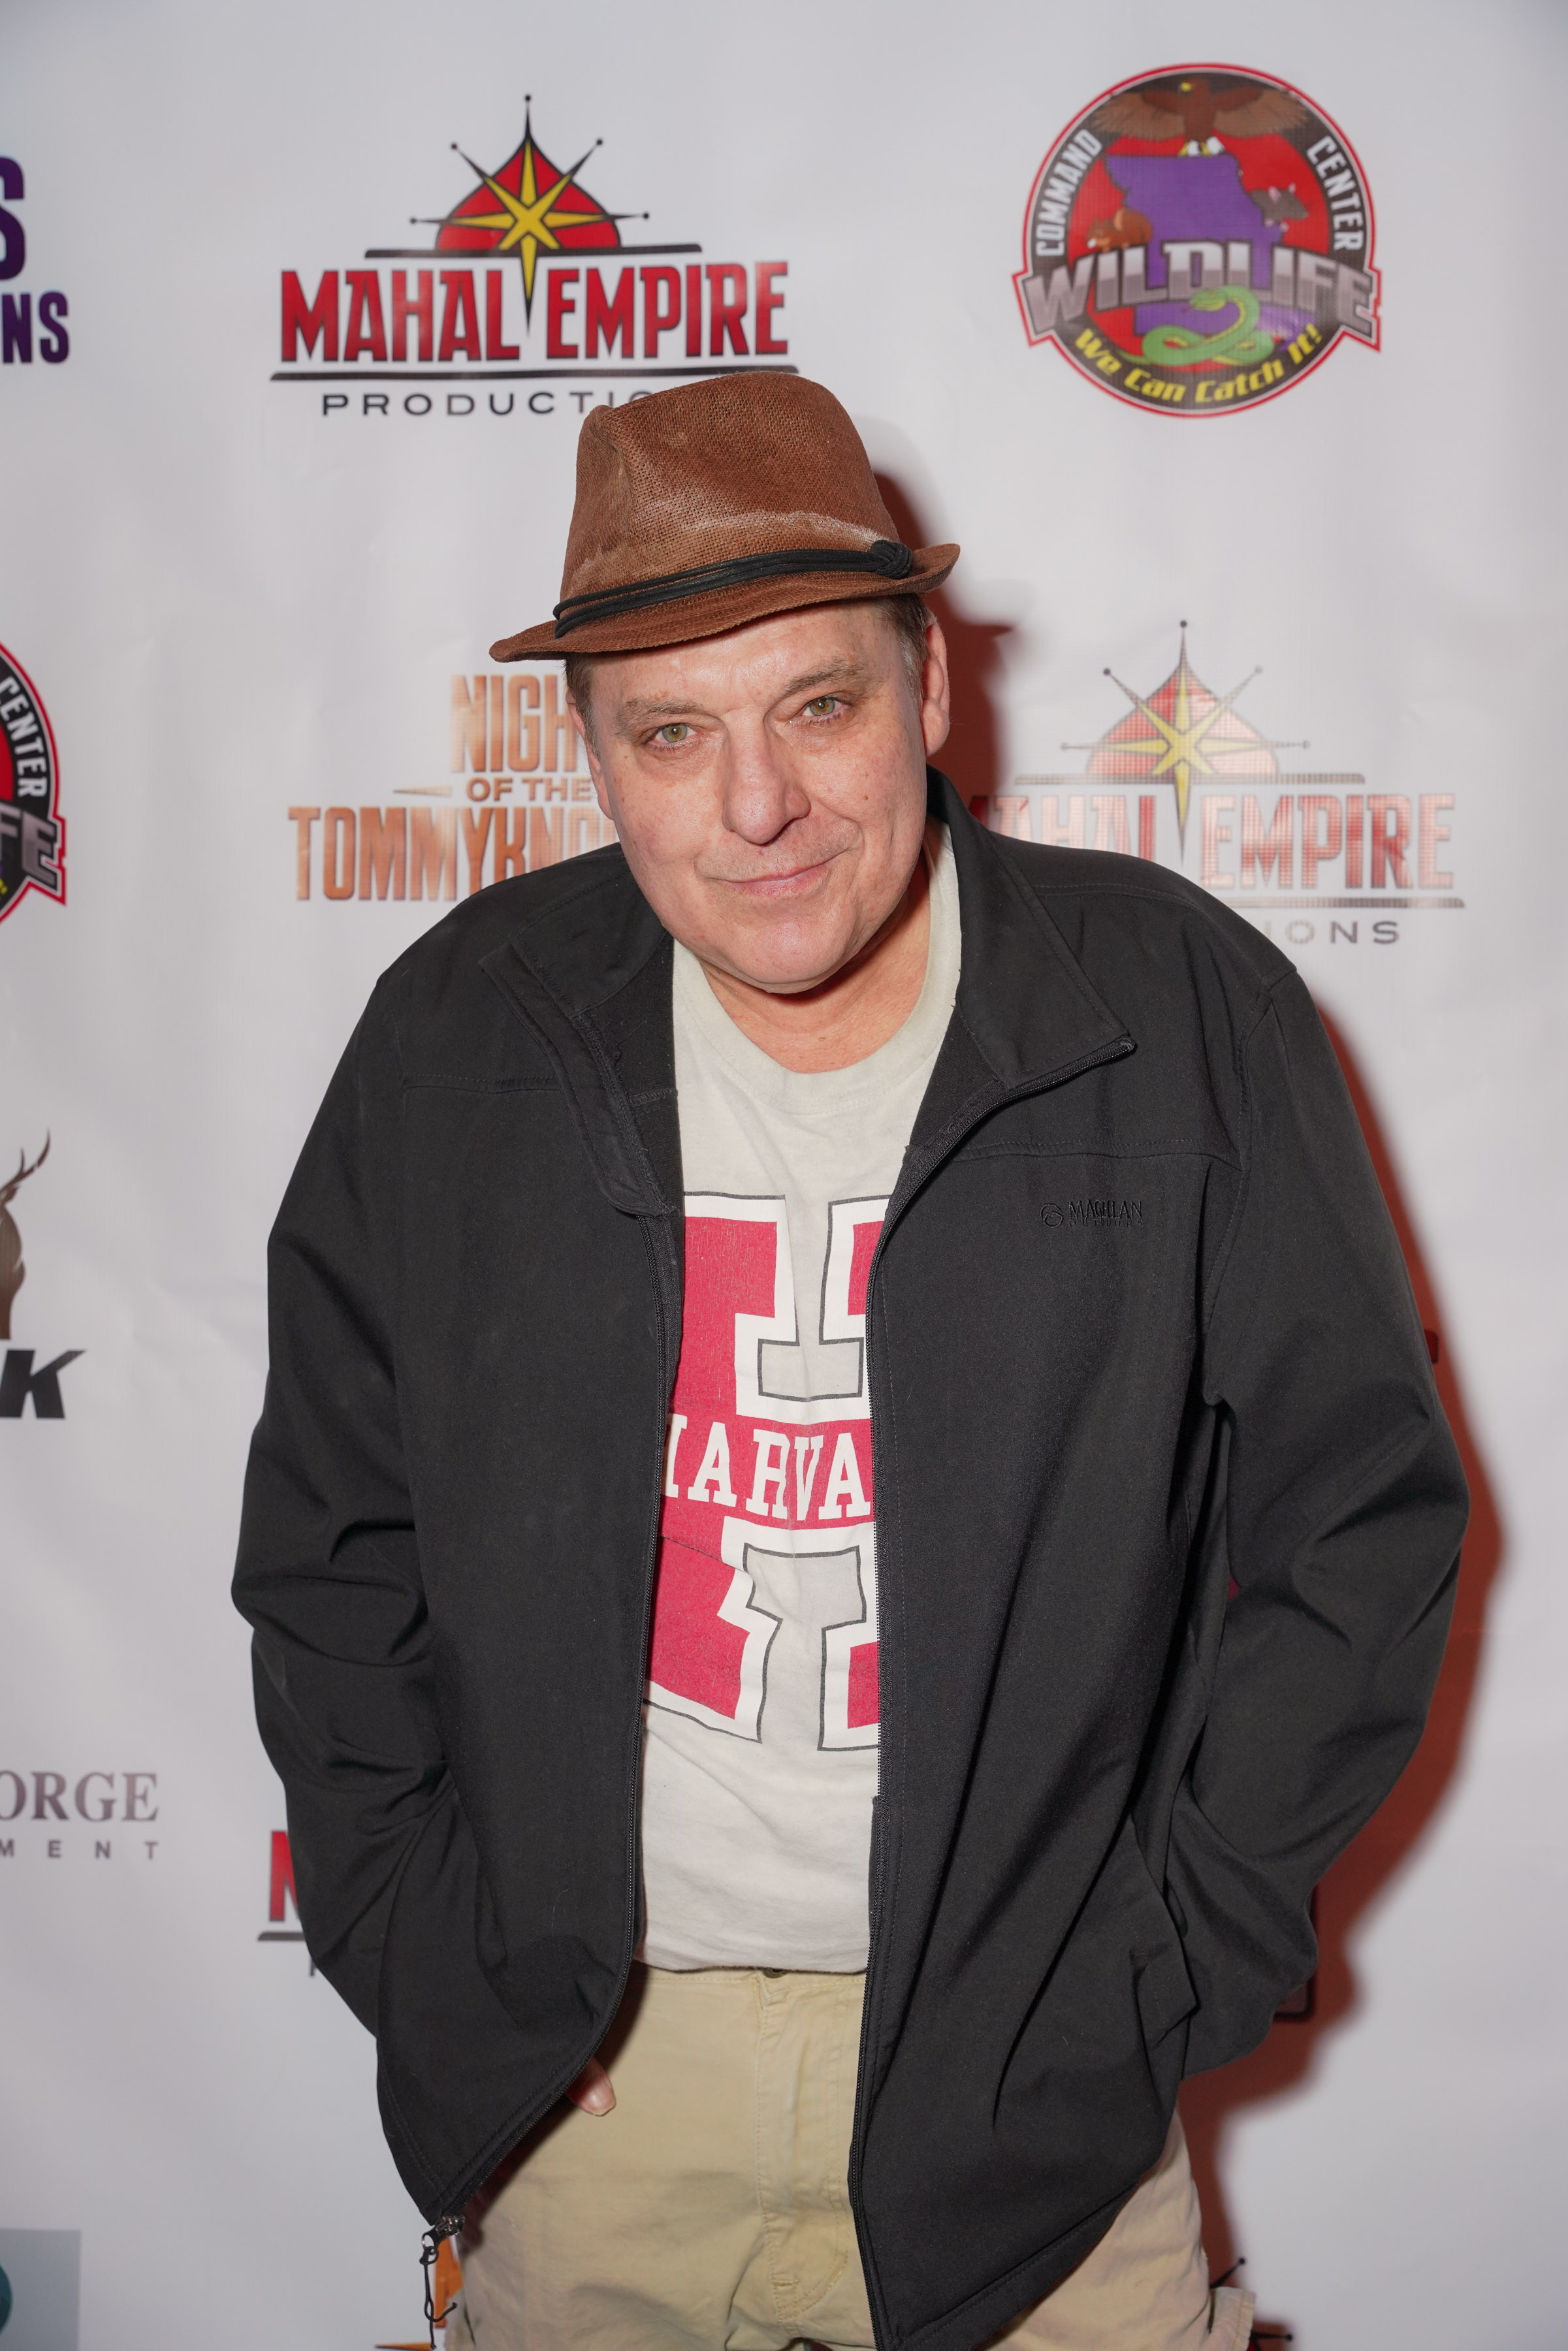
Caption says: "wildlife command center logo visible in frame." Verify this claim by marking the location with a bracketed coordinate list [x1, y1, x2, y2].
[1016, 64, 1377, 415]
[0, 645, 64, 926]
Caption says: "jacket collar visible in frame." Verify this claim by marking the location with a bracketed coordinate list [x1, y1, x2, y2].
[482, 860, 677, 1217]
[482, 771, 1132, 1217]
[911, 771, 1130, 1150]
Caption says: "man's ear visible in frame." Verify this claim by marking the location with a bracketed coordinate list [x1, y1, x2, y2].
[920, 618, 952, 759]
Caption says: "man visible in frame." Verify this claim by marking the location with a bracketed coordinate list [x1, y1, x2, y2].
[234, 375, 1466, 2351]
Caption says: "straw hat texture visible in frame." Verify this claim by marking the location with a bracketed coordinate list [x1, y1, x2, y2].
[490, 372, 958, 660]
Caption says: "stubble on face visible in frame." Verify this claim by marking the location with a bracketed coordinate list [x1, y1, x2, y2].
[570, 603, 950, 1018]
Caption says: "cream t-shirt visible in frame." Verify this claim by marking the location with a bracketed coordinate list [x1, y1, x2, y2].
[639, 826, 960, 1970]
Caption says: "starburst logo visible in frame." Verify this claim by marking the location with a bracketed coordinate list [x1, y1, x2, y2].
[274, 94, 792, 406]
[993, 633, 1464, 952]
[1072, 629, 1296, 845]
[416, 99, 645, 321]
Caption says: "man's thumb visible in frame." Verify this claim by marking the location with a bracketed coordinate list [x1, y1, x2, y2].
[566, 2057, 616, 2116]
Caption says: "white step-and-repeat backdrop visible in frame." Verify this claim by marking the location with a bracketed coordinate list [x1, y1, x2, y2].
[3, 3, 1562, 2346]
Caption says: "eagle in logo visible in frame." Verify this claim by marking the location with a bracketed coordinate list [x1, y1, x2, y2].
[1091, 74, 1311, 156]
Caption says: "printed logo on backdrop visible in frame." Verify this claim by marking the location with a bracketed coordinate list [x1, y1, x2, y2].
[274, 96, 792, 421]
[0, 157, 71, 370]
[288, 666, 609, 899]
[0, 1138, 82, 1420]
[0, 648, 65, 928]
[0, 2230, 81, 2351]
[1015, 66, 1376, 415]
[0, 1769, 157, 1861]
[973, 631, 1461, 952]
[258, 1829, 315, 1970]
[259, 1829, 301, 1942]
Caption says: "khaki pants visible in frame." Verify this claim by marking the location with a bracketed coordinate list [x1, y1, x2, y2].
[449, 1966, 1253, 2351]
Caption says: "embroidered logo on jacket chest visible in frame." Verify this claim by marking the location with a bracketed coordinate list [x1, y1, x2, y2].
[1042, 1196, 1145, 1228]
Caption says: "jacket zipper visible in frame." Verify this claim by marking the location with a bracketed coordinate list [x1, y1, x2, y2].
[419, 2218, 464, 2345]
[847, 1030, 1134, 2346]
[542, 989, 686, 2044]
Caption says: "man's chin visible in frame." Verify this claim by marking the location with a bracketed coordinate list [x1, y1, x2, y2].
[707, 961, 845, 1000]
[697, 929, 860, 1000]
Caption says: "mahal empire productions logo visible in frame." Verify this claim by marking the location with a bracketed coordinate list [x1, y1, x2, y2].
[276, 95, 792, 418]
[0, 645, 65, 925]
[259, 1829, 306, 1947]
[972, 632, 1460, 952]
[1015, 65, 1377, 415]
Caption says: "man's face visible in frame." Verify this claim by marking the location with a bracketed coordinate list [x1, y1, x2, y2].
[571, 601, 950, 995]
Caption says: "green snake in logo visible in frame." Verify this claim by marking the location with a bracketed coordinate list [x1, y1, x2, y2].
[1142, 284, 1275, 369]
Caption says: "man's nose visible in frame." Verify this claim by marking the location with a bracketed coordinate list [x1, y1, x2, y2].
[720, 731, 811, 846]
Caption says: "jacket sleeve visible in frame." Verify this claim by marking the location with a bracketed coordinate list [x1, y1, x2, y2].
[232, 976, 441, 2032]
[1168, 970, 1468, 2073]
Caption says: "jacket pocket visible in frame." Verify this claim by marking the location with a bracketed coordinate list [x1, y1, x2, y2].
[998, 1812, 1196, 2107]
[373, 1784, 563, 2219]
[871, 1813, 1199, 2324]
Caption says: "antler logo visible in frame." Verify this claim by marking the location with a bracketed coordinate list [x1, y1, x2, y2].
[0, 1134, 48, 1341]
[0, 1135, 81, 1420]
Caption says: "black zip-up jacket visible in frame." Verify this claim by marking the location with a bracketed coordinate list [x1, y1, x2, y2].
[234, 774, 1465, 2351]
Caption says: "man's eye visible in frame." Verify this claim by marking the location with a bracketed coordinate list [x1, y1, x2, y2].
[654, 722, 692, 744]
[803, 696, 841, 718]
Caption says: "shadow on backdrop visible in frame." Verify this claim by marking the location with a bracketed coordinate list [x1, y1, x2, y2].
[1179, 1012, 1502, 2338]
[874, 472, 1012, 805]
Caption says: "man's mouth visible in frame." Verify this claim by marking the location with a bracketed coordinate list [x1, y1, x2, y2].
[709, 846, 847, 900]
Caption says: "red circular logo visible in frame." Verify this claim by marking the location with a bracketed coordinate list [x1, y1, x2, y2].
[1015, 64, 1377, 416]
[0, 643, 64, 925]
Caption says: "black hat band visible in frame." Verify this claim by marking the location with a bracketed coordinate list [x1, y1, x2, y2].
[552, 538, 916, 639]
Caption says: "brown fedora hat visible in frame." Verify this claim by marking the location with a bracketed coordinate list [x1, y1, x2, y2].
[489, 374, 958, 660]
